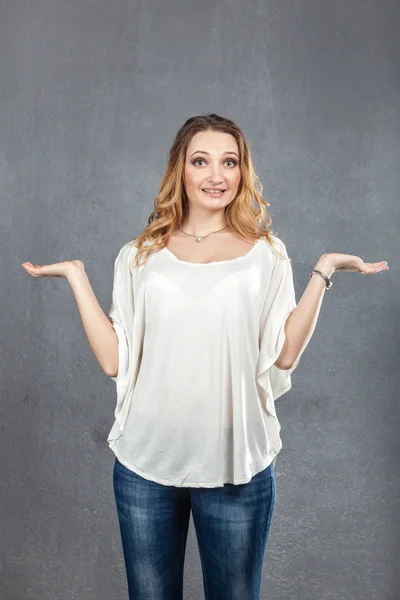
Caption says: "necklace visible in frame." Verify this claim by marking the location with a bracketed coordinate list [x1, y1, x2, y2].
[179, 225, 227, 243]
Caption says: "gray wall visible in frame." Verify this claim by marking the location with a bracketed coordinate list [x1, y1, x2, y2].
[1, 1, 399, 598]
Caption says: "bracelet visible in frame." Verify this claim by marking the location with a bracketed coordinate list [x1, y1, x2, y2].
[309, 269, 333, 290]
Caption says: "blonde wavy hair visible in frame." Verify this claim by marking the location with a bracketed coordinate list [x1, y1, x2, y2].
[130, 113, 288, 268]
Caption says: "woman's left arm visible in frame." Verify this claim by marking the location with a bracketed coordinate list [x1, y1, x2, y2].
[275, 253, 389, 370]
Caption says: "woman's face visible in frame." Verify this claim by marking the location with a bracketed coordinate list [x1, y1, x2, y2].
[183, 130, 241, 210]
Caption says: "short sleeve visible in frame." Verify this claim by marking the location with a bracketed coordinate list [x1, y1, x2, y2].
[108, 243, 135, 405]
[257, 242, 300, 403]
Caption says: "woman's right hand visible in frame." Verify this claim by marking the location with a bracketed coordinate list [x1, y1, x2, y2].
[21, 259, 85, 279]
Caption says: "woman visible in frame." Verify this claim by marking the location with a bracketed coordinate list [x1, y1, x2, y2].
[22, 113, 389, 600]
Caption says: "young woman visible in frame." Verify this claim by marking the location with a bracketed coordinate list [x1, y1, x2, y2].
[22, 113, 389, 600]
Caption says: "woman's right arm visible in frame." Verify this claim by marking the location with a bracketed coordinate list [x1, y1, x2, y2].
[67, 265, 118, 376]
[22, 259, 118, 376]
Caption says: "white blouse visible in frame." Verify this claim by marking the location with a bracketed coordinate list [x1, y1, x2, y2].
[107, 235, 300, 488]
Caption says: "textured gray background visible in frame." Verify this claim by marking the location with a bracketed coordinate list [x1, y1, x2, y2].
[1, 0, 399, 598]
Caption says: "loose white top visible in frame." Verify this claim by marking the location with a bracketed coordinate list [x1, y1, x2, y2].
[107, 235, 300, 488]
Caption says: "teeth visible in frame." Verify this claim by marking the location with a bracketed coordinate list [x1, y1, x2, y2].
[202, 189, 225, 194]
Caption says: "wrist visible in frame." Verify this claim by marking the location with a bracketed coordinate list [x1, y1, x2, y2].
[314, 254, 335, 278]
[67, 262, 87, 284]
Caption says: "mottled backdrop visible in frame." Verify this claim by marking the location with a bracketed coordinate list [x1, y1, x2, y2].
[1, 1, 399, 598]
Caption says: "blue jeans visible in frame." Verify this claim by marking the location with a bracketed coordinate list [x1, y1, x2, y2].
[113, 456, 277, 599]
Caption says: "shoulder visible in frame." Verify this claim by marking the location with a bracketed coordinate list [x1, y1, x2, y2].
[258, 234, 291, 261]
[113, 239, 139, 271]
[117, 238, 140, 254]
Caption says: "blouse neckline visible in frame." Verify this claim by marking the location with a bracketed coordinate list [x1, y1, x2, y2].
[162, 239, 261, 266]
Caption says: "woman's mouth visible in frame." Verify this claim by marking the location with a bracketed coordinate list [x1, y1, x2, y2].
[201, 188, 226, 198]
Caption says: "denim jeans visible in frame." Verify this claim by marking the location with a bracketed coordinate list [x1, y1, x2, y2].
[113, 455, 277, 600]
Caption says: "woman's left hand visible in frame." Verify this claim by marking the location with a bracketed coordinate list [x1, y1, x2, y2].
[319, 253, 389, 276]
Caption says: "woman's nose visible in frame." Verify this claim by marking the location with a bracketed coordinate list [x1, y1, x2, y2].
[207, 167, 223, 183]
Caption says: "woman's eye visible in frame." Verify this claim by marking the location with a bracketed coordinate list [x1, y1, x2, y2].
[192, 158, 238, 167]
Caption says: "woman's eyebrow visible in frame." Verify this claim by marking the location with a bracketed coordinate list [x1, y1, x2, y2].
[190, 150, 239, 158]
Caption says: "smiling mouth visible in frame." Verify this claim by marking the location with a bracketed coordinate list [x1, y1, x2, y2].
[201, 189, 227, 195]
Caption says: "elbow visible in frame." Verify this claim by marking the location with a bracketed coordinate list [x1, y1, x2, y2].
[273, 349, 293, 371]
[274, 351, 297, 371]
[276, 353, 302, 371]
[105, 332, 119, 377]
[107, 369, 118, 378]
[282, 361, 295, 371]
[104, 363, 118, 378]
[274, 359, 293, 371]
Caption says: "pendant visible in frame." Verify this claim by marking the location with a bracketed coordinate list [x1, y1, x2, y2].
[197, 236, 204, 242]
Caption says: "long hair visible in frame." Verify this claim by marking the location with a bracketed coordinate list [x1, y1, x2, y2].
[130, 113, 288, 267]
